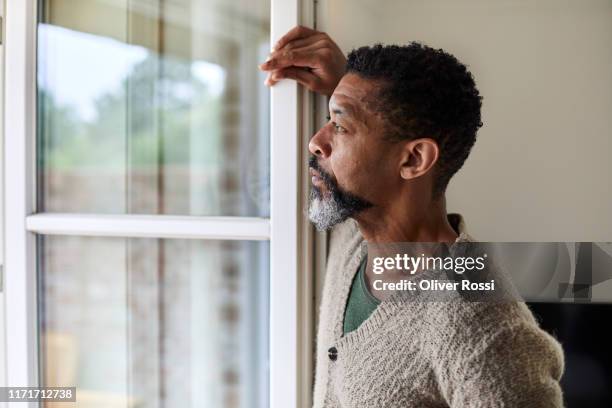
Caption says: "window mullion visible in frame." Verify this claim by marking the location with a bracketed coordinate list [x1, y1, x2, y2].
[26, 213, 271, 240]
[269, 0, 302, 407]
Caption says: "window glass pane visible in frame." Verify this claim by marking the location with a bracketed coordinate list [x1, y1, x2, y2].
[37, 0, 270, 216]
[38, 235, 269, 408]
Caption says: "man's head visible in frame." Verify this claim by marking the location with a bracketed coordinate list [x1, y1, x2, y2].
[308, 42, 482, 231]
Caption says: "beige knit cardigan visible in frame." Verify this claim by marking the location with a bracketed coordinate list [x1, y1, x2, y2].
[312, 217, 565, 408]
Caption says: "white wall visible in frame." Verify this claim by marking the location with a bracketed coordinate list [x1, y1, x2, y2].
[317, 0, 612, 241]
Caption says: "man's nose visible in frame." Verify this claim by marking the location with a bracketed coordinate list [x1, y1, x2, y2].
[308, 124, 332, 158]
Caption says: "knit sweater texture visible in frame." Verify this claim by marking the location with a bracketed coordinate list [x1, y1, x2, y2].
[313, 216, 565, 407]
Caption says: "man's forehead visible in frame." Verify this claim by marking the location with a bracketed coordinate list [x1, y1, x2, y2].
[329, 94, 359, 116]
[329, 74, 381, 115]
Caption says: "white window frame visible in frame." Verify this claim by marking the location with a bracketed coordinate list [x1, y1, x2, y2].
[3, 0, 315, 407]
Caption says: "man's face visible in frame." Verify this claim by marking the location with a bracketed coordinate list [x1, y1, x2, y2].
[308, 73, 402, 231]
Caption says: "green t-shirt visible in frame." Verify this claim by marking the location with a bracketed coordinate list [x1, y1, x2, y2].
[343, 256, 381, 335]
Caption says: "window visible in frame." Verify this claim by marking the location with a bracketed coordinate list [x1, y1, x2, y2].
[4, 1, 311, 407]
[39, 236, 269, 407]
[36, 0, 270, 217]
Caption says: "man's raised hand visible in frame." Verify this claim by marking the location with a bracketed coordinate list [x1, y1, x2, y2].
[258, 25, 346, 97]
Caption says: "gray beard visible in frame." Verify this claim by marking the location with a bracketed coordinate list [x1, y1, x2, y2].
[306, 155, 374, 231]
[307, 189, 353, 231]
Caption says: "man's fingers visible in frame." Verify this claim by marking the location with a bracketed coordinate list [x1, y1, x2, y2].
[280, 33, 328, 52]
[275, 67, 318, 86]
[259, 45, 329, 71]
[266, 67, 319, 89]
[272, 25, 319, 52]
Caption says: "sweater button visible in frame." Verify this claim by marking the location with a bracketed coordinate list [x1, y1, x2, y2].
[328, 347, 338, 361]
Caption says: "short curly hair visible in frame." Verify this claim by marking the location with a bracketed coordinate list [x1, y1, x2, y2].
[346, 43, 483, 196]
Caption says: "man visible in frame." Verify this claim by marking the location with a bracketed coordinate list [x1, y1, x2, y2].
[260, 26, 564, 407]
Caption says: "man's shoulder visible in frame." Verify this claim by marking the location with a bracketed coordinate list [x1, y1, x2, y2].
[391, 299, 539, 346]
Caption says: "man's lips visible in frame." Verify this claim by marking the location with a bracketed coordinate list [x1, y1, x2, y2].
[309, 167, 325, 188]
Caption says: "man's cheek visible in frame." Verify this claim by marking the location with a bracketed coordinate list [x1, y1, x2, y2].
[329, 164, 349, 190]
[331, 155, 360, 185]
[332, 169, 361, 195]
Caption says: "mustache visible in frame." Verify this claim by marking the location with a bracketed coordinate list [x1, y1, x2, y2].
[308, 156, 338, 191]
[307, 155, 374, 225]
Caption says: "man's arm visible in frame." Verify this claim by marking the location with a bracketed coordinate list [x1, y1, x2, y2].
[436, 308, 565, 407]
[258, 25, 346, 97]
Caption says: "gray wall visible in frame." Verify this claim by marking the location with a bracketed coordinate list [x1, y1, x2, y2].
[317, 0, 612, 241]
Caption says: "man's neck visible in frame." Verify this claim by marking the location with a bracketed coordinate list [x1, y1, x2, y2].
[354, 195, 458, 244]
[356, 195, 458, 302]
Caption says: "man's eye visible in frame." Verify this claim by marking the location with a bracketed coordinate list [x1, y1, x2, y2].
[333, 123, 347, 134]
[325, 115, 331, 121]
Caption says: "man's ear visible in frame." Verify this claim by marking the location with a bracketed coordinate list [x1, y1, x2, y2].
[399, 138, 439, 180]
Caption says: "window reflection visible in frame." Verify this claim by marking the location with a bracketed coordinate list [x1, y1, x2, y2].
[37, 0, 270, 216]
